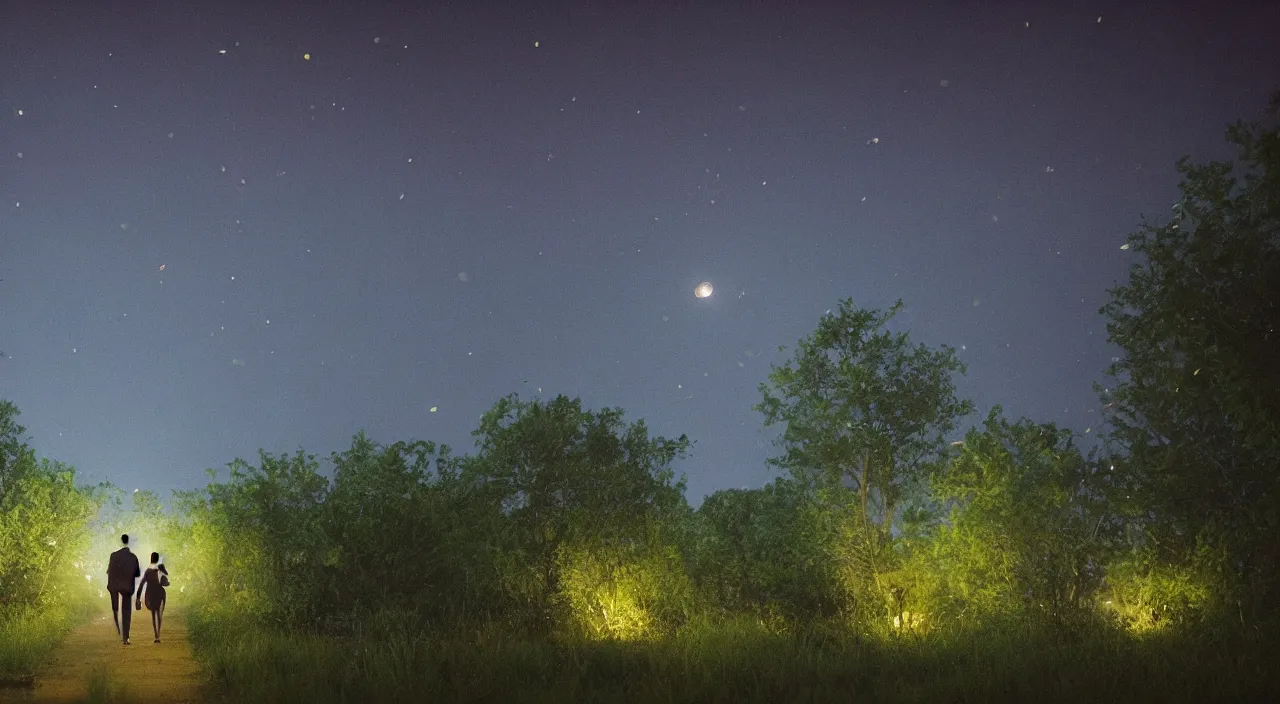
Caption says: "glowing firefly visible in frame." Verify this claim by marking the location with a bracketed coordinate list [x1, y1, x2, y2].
[158, 264, 166, 271]
[694, 282, 713, 299]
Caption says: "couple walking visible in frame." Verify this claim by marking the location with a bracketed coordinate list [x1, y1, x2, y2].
[105, 534, 170, 645]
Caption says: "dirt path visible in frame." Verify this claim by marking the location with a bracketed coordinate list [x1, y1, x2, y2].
[26, 608, 203, 703]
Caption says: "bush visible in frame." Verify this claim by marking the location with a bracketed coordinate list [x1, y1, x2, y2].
[557, 541, 695, 640]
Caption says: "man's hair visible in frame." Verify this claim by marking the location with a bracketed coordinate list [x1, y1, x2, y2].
[121, 534, 129, 545]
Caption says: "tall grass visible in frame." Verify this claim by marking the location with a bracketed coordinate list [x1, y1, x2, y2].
[188, 605, 1278, 703]
[0, 603, 93, 688]
[86, 663, 130, 704]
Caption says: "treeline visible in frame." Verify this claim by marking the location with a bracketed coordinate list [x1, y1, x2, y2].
[1, 96, 1276, 700]
[156, 97, 1279, 647]
[0, 401, 106, 683]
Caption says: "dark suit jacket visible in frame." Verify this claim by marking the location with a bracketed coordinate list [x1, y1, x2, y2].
[106, 547, 141, 594]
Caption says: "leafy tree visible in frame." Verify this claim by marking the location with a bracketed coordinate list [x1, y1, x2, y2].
[467, 394, 691, 632]
[178, 449, 330, 628]
[757, 299, 972, 537]
[0, 402, 103, 615]
[325, 432, 489, 625]
[916, 409, 1118, 625]
[0, 401, 30, 509]
[1100, 93, 1280, 608]
[689, 478, 845, 618]
[756, 300, 972, 626]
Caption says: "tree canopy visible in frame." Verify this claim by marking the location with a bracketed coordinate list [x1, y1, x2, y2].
[1101, 92, 1280, 606]
[756, 299, 973, 535]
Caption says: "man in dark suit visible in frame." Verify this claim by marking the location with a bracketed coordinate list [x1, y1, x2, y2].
[106, 533, 141, 645]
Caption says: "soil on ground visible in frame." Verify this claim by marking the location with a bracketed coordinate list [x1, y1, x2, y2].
[25, 608, 202, 703]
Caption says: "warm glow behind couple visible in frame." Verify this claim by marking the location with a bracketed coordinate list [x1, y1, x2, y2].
[104, 534, 170, 645]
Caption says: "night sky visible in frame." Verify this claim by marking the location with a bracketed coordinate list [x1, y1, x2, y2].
[4, 1, 1278, 502]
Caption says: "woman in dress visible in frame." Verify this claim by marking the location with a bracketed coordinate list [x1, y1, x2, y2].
[135, 552, 168, 643]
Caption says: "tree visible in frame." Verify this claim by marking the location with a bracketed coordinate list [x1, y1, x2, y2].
[756, 299, 972, 537]
[919, 409, 1118, 624]
[0, 401, 102, 614]
[0, 400, 30, 509]
[325, 432, 474, 621]
[689, 478, 845, 618]
[466, 394, 690, 632]
[178, 449, 330, 628]
[1100, 93, 1280, 607]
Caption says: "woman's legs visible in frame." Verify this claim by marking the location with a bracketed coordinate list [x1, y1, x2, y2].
[151, 608, 160, 641]
[157, 599, 165, 636]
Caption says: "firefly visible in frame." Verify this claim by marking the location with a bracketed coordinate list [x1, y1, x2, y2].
[694, 282, 713, 299]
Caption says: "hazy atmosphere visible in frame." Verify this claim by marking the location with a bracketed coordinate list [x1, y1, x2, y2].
[3, 1, 1278, 702]
[6, 1, 1277, 498]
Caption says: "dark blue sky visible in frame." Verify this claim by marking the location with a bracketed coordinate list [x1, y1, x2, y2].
[3, 0, 1278, 502]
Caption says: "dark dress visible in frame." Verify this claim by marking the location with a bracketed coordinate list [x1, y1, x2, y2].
[141, 565, 167, 611]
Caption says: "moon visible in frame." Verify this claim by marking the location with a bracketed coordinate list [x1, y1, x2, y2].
[694, 281, 714, 299]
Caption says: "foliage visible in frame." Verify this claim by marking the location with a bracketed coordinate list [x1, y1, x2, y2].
[757, 299, 972, 536]
[1104, 537, 1238, 633]
[168, 394, 695, 640]
[557, 538, 695, 640]
[466, 394, 691, 633]
[755, 299, 973, 625]
[175, 449, 330, 629]
[0, 400, 28, 503]
[324, 432, 493, 627]
[913, 409, 1120, 625]
[186, 602, 1280, 704]
[1101, 92, 1280, 608]
[0, 402, 103, 616]
[0, 402, 103, 685]
[688, 478, 845, 619]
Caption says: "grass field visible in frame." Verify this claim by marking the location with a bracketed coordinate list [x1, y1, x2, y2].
[187, 606, 1278, 703]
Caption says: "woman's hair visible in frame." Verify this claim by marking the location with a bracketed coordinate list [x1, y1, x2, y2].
[150, 552, 160, 564]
